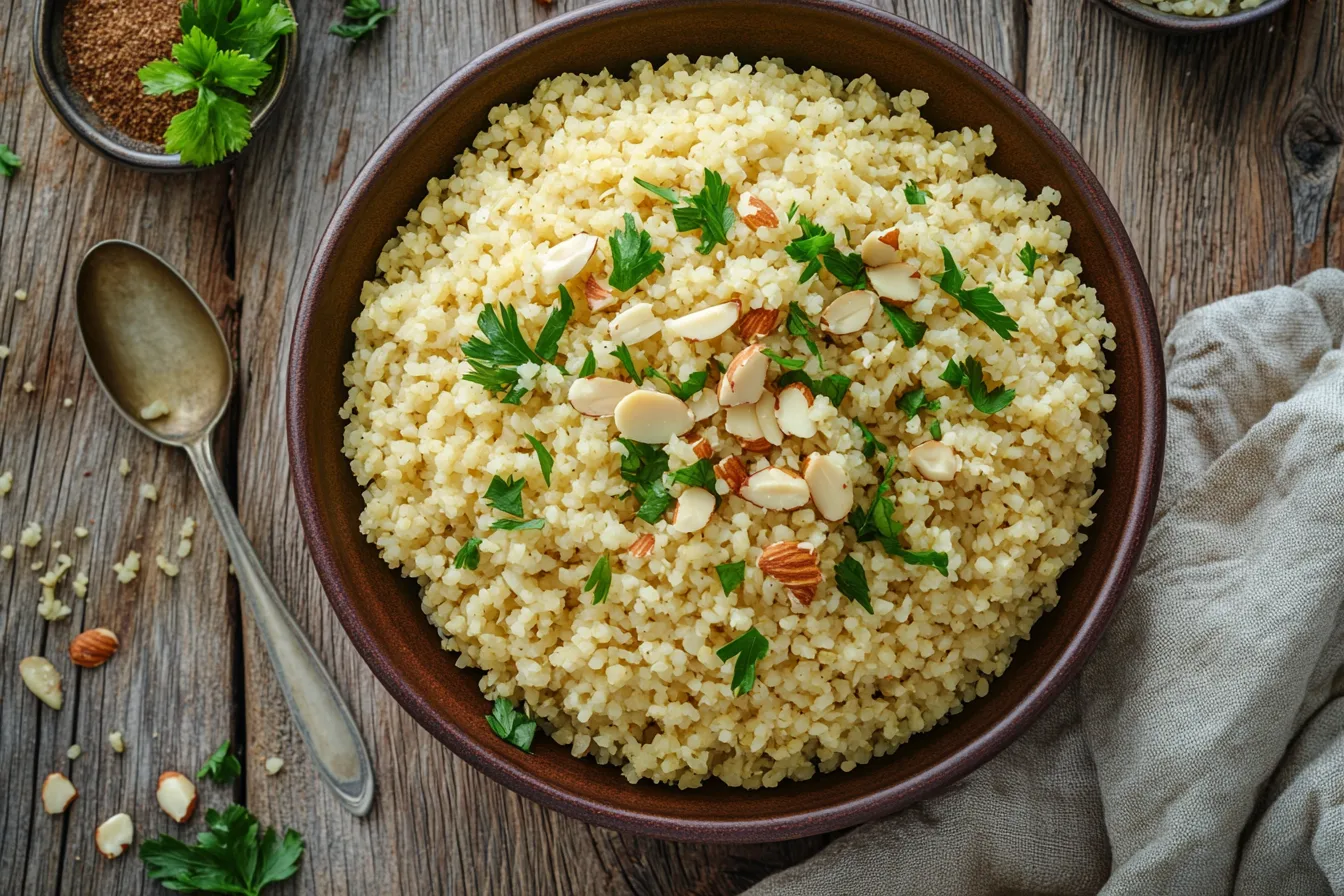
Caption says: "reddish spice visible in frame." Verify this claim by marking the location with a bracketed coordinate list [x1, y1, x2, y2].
[62, 0, 193, 146]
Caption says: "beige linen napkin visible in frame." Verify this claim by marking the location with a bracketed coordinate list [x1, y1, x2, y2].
[746, 269, 1344, 896]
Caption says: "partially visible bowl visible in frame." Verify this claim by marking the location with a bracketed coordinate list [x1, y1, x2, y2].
[288, 0, 1166, 842]
[30, 0, 297, 172]
[1092, 0, 1292, 32]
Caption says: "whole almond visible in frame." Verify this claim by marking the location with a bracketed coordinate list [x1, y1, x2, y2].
[69, 628, 119, 668]
[739, 193, 779, 229]
[714, 455, 749, 494]
[628, 533, 656, 558]
[757, 541, 823, 605]
[19, 656, 63, 710]
[736, 307, 780, 342]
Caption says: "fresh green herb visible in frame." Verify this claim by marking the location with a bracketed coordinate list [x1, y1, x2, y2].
[834, 555, 872, 612]
[330, 0, 395, 41]
[613, 344, 642, 384]
[784, 215, 868, 288]
[848, 459, 949, 575]
[486, 697, 537, 752]
[762, 348, 807, 371]
[891, 545, 949, 575]
[895, 387, 941, 421]
[903, 180, 929, 205]
[716, 628, 769, 696]
[180, 0, 295, 59]
[716, 561, 746, 597]
[931, 246, 1018, 339]
[786, 301, 824, 366]
[196, 739, 242, 784]
[489, 518, 545, 531]
[634, 177, 680, 203]
[786, 201, 800, 222]
[669, 459, 717, 492]
[643, 366, 708, 400]
[0, 145, 21, 177]
[534, 286, 576, 363]
[523, 435, 554, 487]
[940, 358, 966, 387]
[634, 481, 673, 522]
[776, 370, 852, 408]
[823, 247, 868, 288]
[577, 349, 597, 377]
[453, 537, 482, 570]
[484, 475, 526, 517]
[852, 418, 886, 459]
[617, 439, 673, 521]
[929, 419, 943, 440]
[584, 555, 612, 605]
[637, 169, 736, 254]
[139, 804, 303, 896]
[882, 305, 926, 348]
[461, 290, 573, 402]
[1019, 242, 1040, 276]
[942, 357, 1015, 415]
[608, 213, 665, 291]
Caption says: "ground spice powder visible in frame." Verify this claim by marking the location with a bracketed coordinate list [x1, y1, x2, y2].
[62, 0, 193, 146]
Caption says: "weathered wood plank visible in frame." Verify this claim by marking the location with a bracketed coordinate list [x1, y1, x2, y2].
[232, 2, 1024, 894]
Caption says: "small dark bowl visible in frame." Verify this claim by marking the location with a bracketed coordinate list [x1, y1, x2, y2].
[1092, 0, 1291, 32]
[30, 0, 297, 172]
[289, 0, 1166, 842]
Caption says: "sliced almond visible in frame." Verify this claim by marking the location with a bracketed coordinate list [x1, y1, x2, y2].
[665, 301, 740, 342]
[802, 453, 854, 522]
[718, 344, 768, 407]
[94, 813, 134, 859]
[754, 392, 784, 447]
[776, 383, 817, 439]
[739, 193, 779, 229]
[42, 772, 78, 815]
[757, 541, 823, 605]
[868, 262, 922, 305]
[19, 656, 62, 710]
[568, 377, 637, 417]
[155, 771, 198, 823]
[737, 307, 780, 342]
[613, 390, 694, 444]
[69, 627, 119, 668]
[860, 228, 901, 266]
[908, 440, 960, 481]
[725, 403, 770, 452]
[610, 302, 662, 345]
[690, 437, 714, 460]
[714, 455, 749, 494]
[584, 275, 617, 311]
[820, 290, 877, 336]
[671, 487, 716, 534]
[739, 467, 811, 511]
[628, 533, 656, 558]
[688, 389, 720, 422]
[540, 233, 599, 288]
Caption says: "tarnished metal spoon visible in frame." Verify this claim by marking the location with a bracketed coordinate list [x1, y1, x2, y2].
[75, 239, 374, 816]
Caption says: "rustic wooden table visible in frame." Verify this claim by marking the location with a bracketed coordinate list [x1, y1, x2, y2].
[1, 0, 1340, 892]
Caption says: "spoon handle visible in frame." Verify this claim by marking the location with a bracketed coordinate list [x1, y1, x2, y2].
[185, 437, 375, 816]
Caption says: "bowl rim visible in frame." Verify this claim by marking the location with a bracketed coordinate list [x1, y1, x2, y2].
[288, 0, 1166, 841]
[1091, 0, 1291, 31]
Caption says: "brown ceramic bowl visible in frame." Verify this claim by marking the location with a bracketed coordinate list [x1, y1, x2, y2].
[1090, 0, 1291, 32]
[290, 0, 1165, 842]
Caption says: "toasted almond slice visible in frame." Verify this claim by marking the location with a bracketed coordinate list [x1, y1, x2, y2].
[20, 656, 62, 710]
[820, 290, 877, 336]
[860, 228, 901, 266]
[739, 193, 779, 229]
[737, 307, 780, 342]
[868, 262, 922, 305]
[665, 301, 741, 341]
[155, 772, 197, 823]
[718, 344, 768, 407]
[42, 772, 78, 814]
[725, 403, 769, 452]
[688, 389, 720, 421]
[95, 813, 134, 859]
[690, 437, 714, 460]
[776, 383, 817, 439]
[671, 487, 716, 534]
[739, 467, 811, 511]
[754, 392, 784, 447]
[69, 627, 119, 668]
[908, 440, 960, 481]
[568, 377, 637, 417]
[714, 455, 748, 494]
[584, 275, 617, 311]
[540, 233, 599, 288]
[803, 453, 854, 522]
[629, 533, 655, 558]
[613, 390, 694, 444]
[757, 541, 823, 604]
[610, 302, 662, 345]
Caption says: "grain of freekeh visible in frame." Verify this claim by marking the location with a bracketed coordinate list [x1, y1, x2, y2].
[341, 55, 1115, 789]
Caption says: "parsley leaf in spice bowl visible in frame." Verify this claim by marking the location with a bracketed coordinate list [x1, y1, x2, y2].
[33, 0, 298, 171]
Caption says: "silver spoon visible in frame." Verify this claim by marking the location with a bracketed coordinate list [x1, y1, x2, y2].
[75, 239, 375, 816]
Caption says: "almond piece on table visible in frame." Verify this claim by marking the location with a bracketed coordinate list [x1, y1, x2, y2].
[718, 344, 769, 407]
[757, 541, 823, 605]
[610, 302, 662, 345]
[860, 228, 901, 267]
[584, 275, 618, 311]
[736, 307, 780, 342]
[42, 772, 78, 814]
[69, 627, 119, 668]
[665, 301, 740, 341]
[776, 383, 817, 439]
[714, 455, 749, 494]
[725, 403, 770, 452]
[738, 193, 779, 229]
[739, 467, 811, 511]
[868, 262, 922, 305]
[754, 391, 784, 447]
[803, 453, 854, 522]
[908, 440, 959, 481]
[690, 437, 714, 460]
[19, 656, 63, 710]
[613, 390, 694, 444]
[540, 233, 599, 288]
[95, 813, 134, 859]
[628, 533, 656, 558]
[671, 487, 716, 534]
[820, 289, 877, 336]
[568, 377, 637, 418]
[155, 771, 198, 823]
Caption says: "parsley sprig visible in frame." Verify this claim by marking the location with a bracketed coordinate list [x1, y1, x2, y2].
[616, 439, 673, 522]
[197, 739, 242, 784]
[931, 246, 1018, 339]
[785, 216, 867, 289]
[140, 804, 303, 896]
[635, 168, 735, 254]
[331, 0, 395, 41]
[0, 145, 21, 177]
[717, 627, 769, 696]
[584, 555, 612, 604]
[940, 357, 1015, 415]
[903, 181, 929, 205]
[486, 698, 537, 752]
[453, 537, 482, 570]
[1019, 242, 1040, 275]
[462, 287, 574, 403]
[608, 213, 664, 291]
[484, 474, 545, 530]
[882, 305, 926, 348]
[786, 301, 825, 367]
[847, 459, 949, 575]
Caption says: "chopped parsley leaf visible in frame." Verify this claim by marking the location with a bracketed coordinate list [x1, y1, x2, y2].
[896, 387, 941, 420]
[903, 180, 929, 205]
[716, 627, 769, 696]
[716, 561, 746, 596]
[523, 434, 554, 486]
[669, 459, 717, 492]
[882, 305, 926, 348]
[852, 418, 886, 458]
[786, 200, 799, 222]
[608, 213, 664, 291]
[489, 518, 545, 531]
[834, 555, 872, 612]
[634, 480, 673, 522]
[197, 739, 241, 784]
[1019, 242, 1040, 276]
[634, 177, 679, 203]
[577, 349, 597, 377]
[776, 370, 853, 408]
[848, 458, 949, 575]
[785, 215, 867, 288]
[940, 358, 966, 387]
[0, 144, 21, 177]
[485, 697, 537, 752]
[929, 419, 943, 440]
[483, 474, 526, 517]
[643, 366, 708, 400]
[613, 343, 643, 384]
[140, 804, 303, 895]
[453, 537, 482, 570]
[462, 290, 573, 401]
[762, 348, 807, 371]
[942, 357, 1015, 415]
[330, 0, 395, 41]
[636, 169, 735, 254]
[617, 439, 673, 521]
[822, 246, 868, 289]
[786, 301, 825, 366]
[584, 554, 612, 605]
[931, 246, 1017, 339]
